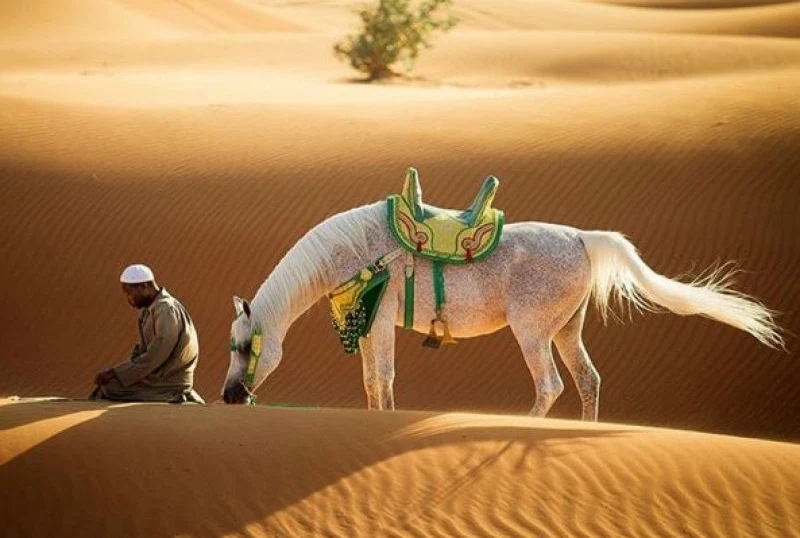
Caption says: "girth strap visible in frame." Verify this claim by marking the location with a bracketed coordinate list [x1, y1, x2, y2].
[433, 261, 445, 315]
[404, 252, 415, 329]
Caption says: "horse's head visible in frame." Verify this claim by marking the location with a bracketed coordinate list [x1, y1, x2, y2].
[222, 296, 253, 404]
[222, 296, 283, 404]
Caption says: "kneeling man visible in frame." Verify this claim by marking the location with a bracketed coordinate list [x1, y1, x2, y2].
[93, 264, 204, 404]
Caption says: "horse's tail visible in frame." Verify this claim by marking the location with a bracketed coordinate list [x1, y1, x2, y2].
[579, 230, 784, 349]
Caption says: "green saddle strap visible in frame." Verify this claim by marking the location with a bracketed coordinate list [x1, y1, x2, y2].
[403, 259, 445, 330]
[404, 256, 414, 329]
[433, 261, 445, 315]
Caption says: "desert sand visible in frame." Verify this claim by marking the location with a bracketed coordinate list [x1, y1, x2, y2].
[1, 0, 799, 536]
[2, 398, 799, 537]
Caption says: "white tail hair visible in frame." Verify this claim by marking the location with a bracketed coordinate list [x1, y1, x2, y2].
[580, 231, 784, 349]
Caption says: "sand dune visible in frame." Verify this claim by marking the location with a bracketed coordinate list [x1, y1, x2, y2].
[421, 31, 800, 86]
[2, 31, 800, 99]
[1, 0, 799, 535]
[591, 0, 797, 9]
[451, 0, 800, 37]
[1, 84, 798, 440]
[0, 0, 304, 41]
[1, 0, 183, 40]
[3, 0, 800, 43]
[1, 399, 798, 537]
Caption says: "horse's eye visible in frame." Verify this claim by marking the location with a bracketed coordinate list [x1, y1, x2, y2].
[229, 339, 251, 354]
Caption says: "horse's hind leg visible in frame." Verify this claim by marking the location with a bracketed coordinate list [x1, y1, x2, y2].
[553, 297, 601, 421]
[508, 320, 564, 417]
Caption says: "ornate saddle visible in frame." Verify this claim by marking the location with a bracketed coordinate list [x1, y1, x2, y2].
[387, 168, 504, 264]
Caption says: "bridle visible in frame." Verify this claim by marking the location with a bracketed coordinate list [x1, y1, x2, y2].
[229, 339, 251, 355]
[228, 328, 262, 405]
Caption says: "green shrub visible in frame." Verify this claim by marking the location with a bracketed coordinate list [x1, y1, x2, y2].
[334, 0, 459, 81]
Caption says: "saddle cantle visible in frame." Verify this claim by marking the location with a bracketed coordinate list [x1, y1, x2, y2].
[387, 167, 505, 264]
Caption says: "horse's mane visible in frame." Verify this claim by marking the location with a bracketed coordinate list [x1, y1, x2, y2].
[251, 201, 386, 331]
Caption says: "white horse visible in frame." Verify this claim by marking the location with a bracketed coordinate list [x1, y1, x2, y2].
[222, 200, 782, 419]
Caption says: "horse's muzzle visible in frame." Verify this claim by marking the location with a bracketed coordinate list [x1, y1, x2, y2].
[222, 381, 252, 404]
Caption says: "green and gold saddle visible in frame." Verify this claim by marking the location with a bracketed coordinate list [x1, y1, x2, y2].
[387, 167, 504, 264]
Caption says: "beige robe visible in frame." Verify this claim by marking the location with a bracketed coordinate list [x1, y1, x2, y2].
[100, 288, 202, 402]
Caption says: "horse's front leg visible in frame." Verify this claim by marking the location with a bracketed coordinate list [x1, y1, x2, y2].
[359, 341, 380, 410]
[358, 300, 397, 411]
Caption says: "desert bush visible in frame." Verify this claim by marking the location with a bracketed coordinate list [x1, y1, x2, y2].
[334, 0, 459, 81]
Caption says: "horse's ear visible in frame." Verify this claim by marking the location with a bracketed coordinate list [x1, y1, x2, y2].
[233, 296, 245, 318]
[233, 297, 252, 318]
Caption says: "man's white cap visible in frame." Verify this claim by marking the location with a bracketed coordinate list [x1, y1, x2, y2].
[120, 264, 155, 284]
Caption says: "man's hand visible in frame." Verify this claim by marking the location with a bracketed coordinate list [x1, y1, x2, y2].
[94, 369, 116, 386]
